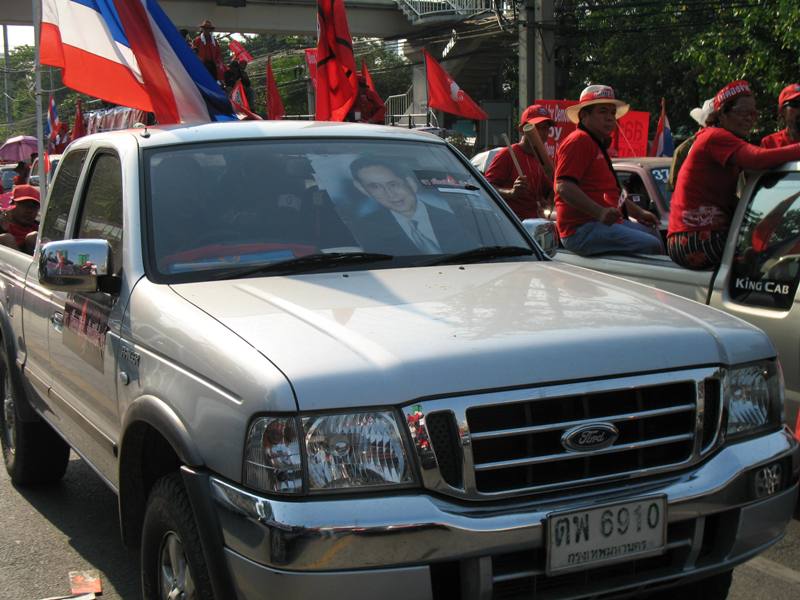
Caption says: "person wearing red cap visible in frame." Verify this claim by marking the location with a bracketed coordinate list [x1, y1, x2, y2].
[554, 85, 662, 256]
[760, 83, 800, 148]
[668, 80, 800, 270]
[192, 19, 225, 82]
[484, 104, 553, 220]
[0, 184, 40, 253]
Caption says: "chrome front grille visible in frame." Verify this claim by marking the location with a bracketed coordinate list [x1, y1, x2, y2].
[403, 368, 723, 500]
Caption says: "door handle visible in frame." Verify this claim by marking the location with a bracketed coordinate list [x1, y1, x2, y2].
[51, 311, 63, 332]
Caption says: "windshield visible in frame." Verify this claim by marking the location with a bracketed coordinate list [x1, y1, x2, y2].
[650, 166, 672, 210]
[0, 168, 15, 192]
[145, 139, 533, 282]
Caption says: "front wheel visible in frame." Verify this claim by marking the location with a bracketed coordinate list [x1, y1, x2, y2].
[0, 343, 69, 485]
[141, 473, 214, 600]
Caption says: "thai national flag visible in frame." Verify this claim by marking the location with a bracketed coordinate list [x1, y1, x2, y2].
[46, 95, 60, 140]
[40, 0, 234, 124]
[649, 98, 674, 157]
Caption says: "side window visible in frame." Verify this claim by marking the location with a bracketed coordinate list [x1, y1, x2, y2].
[76, 153, 124, 275]
[40, 150, 87, 243]
[729, 172, 800, 310]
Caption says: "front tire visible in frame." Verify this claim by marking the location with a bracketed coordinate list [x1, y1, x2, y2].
[141, 473, 214, 600]
[0, 342, 69, 485]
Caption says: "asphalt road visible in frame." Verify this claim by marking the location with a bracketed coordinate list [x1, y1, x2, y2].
[0, 453, 798, 600]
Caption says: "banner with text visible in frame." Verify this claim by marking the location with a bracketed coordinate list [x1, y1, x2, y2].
[534, 100, 650, 158]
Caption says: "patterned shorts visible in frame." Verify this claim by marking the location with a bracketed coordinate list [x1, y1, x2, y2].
[667, 230, 728, 270]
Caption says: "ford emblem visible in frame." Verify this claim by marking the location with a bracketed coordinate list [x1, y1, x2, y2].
[561, 423, 619, 452]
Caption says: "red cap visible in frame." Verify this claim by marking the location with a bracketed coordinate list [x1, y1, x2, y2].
[713, 80, 752, 112]
[10, 184, 40, 205]
[519, 104, 553, 129]
[778, 83, 800, 109]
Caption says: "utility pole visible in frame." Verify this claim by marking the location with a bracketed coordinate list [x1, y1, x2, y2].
[3, 25, 11, 126]
[519, 0, 556, 110]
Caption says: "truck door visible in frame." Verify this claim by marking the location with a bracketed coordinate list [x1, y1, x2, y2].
[709, 170, 800, 432]
[47, 151, 124, 482]
[22, 149, 87, 406]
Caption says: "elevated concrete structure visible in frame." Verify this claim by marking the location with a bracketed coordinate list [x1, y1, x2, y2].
[3, 0, 413, 38]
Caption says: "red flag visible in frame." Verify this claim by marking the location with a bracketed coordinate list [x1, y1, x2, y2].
[424, 50, 487, 121]
[230, 80, 262, 120]
[305, 49, 318, 89]
[228, 40, 254, 64]
[44, 152, 51, 174]
[315, 0, 358, 121]
[361, 60, 376, 92]
[266, 58, 286, 120]
[71, 99, 86, 141]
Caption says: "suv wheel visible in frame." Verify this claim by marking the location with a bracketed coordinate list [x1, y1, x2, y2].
[141, 473, 214, 600]
[0, 342, 69, 484]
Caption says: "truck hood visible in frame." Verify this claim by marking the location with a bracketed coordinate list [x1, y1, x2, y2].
[171, 261, 774, 411]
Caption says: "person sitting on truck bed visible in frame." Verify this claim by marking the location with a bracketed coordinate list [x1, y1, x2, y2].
[761, 83, 800, 148]
[484, 103, 554, 220]
[0, 184, 40, 254]
[554, 85, 663, 256]
[667, 80, 800, 270]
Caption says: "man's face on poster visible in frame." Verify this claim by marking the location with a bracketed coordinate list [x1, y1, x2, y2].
[355, 165, 418, 217]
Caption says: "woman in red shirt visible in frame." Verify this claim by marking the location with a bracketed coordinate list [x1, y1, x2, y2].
[668, 80, 800, 269]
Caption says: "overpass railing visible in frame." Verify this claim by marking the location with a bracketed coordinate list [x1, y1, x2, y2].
[395, 0, 499, 21]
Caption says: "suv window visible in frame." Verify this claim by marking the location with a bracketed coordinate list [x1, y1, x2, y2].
[40, 150, 87, 244]
[77, 153, 124, 275]
[729, 172, 800, 310]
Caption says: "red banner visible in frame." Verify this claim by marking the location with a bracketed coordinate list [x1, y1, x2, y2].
[305, 48, 318, 89]
[534, 99, 650, 158]
[228, 40, 254, 64]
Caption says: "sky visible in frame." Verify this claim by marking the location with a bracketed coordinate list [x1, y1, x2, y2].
[0, 25, 35, 50]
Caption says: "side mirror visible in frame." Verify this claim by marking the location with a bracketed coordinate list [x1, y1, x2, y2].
[39, 239, 114, 293]
[522, 218, 559, 258]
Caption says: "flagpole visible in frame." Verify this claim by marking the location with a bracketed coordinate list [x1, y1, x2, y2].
[32, 0, 47, 200]
[423, 50, 429, 127]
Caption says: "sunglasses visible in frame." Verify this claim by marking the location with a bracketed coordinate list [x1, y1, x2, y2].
[783, 99, 800, 109]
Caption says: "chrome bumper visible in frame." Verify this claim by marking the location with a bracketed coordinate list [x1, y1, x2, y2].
[209, 428, 798, 598]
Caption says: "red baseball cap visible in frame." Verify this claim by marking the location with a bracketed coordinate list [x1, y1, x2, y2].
[778, 83, 800, 109]
[519, 104, 553, 130]
[713, 80, 752, 112]
[10, 184, 40, 205]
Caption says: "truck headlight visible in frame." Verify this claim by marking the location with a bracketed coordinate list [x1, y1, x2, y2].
[725, 361, 784, 439]
[303, 411, 414, 491]
[244, 416, 303, 494]
[244, 410, 414, 494]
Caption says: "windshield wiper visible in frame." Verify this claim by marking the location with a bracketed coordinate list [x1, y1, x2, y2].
[209, 252, 394, 279]
[425, 246, 535, 266]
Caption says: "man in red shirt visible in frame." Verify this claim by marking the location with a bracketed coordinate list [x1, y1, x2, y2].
[0, 184, 40, 253]
[761, 83, 800, 148]
[192, 20, 225, 83]
[554, 85, 662, 255]
[484, 104, 553, 220]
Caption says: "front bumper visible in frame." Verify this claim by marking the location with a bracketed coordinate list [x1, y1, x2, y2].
[196, 428, 799, 600]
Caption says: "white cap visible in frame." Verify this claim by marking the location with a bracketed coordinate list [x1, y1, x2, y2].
[689, 98, 716, 127]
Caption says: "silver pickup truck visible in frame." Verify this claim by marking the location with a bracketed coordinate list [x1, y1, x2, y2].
[0, 122, 797, 600]
[552, 162, 800, 445]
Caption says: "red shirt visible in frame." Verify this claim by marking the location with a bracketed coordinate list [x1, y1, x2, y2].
[192, 34, 225, 80]
[5, 221, 37, 247]
[485, 143, 550, 220]
[761, 129, 797, 148]
[668, 127, 747, 235]
[554, 129, 621, 238]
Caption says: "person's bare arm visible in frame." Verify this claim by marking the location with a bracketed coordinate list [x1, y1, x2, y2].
[495, 176, 530, 202]
[556, 179, 620, 225]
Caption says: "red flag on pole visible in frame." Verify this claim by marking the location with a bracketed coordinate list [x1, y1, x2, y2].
[305, 49, 318, 88]
[228, 40, 254, 64]
[314, 0, 358, 121]
[424, 50, 487, 121]
[71, 99, 86, 141]
[230, 80, 262, 120]
[361, 60, 376, 92]
[266, 58, 286, 120]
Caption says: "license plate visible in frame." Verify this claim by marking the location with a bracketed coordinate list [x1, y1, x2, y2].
[546, 496, 667, 575]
